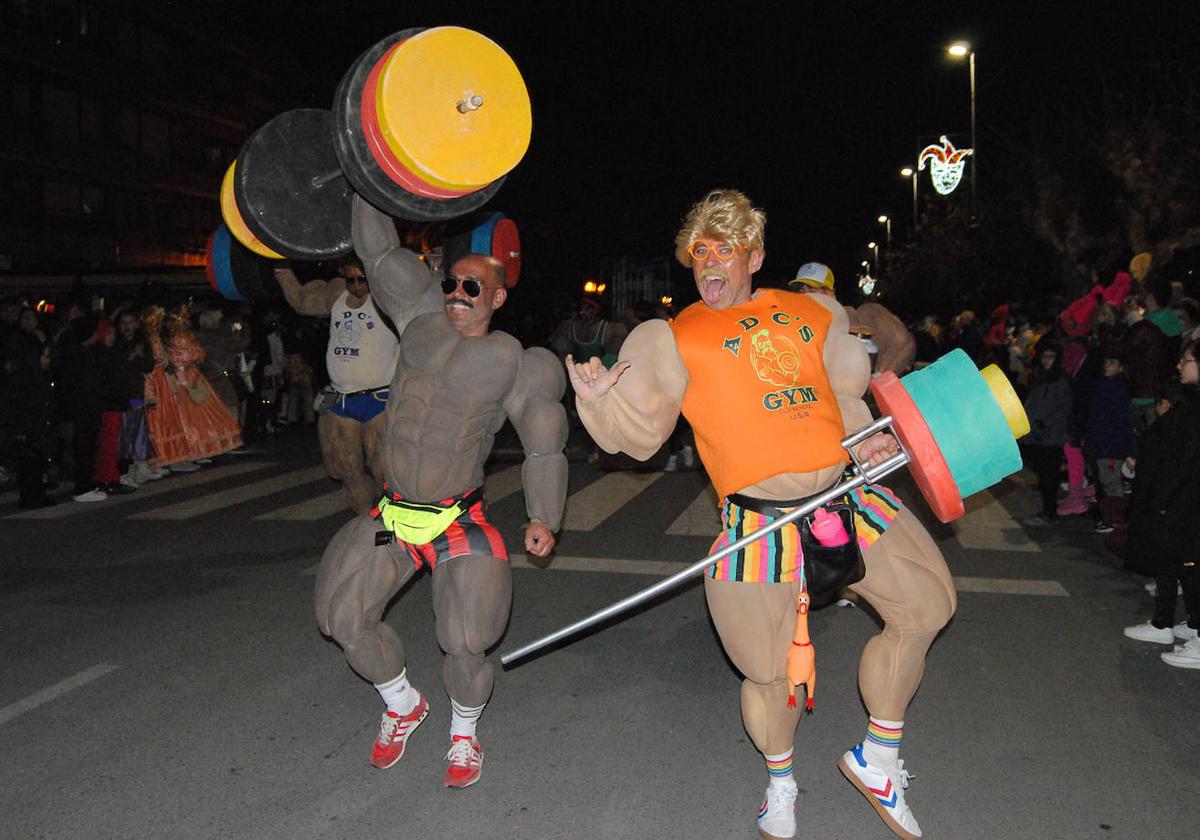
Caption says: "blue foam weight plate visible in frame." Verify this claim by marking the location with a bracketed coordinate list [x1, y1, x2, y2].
[211, 225, 247, 301]
[470, 212, 503, 255]
[898, 348, 1021, 498]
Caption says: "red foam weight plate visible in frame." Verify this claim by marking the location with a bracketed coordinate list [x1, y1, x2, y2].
[204, 230, 218, 293]
[361, 41, 479, 199]
[491, 217, 521, 286]
[870, 371, 965, 523]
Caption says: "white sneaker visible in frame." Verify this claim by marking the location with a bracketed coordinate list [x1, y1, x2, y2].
[169, 461, 201, 473]
[681, 444, 696, 469]
[1123, 621, 1175, 644]
[119, 473, 140, 488]
[756, 783, 797, 840]
[839, 744, 922, 840]
[72, 488, 108, 502]
[1162, 637, 1200, 669]
[1173, 622, 1199, 642]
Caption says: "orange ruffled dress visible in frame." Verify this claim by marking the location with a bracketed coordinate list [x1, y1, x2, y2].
[146, 332, 241, 466]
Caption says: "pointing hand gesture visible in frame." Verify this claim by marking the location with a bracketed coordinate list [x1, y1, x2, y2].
[565, 354, 632, 402]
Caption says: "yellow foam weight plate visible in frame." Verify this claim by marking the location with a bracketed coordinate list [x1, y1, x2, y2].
[375, 26, 531, 191]
[220, 162, 284, 259]
[979, 364, 1030, 440]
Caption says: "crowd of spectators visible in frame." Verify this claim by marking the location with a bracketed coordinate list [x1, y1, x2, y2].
[906, 267, 1200, 670]
[0, 294, 328, 507]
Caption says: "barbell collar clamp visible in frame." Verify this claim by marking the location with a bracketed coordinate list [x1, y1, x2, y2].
[457, 94, 484, 113]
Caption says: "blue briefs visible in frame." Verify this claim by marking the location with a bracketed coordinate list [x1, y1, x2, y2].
[329, 388, 389, 423]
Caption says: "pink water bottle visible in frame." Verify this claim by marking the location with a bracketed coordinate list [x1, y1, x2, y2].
[810, 507, 850, 546]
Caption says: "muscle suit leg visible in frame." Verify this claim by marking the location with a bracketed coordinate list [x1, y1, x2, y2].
[318, 412, 380, 516]
[315, 515, 417, 683]
[704, 578, 805, 756]
[850, 505, 956, 720]
[432, 554, 513, 707]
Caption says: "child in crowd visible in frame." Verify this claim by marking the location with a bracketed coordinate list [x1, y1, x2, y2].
[1084, 353, 1133, 533]
[1021, 341, 1072, 525]
[1122, 341, 1200, 668]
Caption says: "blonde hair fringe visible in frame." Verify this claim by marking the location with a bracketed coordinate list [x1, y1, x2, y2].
[674, 189, 766, 267]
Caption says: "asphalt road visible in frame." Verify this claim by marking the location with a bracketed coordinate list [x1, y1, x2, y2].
[1, 428, 1196, 840]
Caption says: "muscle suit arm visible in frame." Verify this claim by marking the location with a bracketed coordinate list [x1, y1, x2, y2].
[807, 294, 879, 441]
[274, 267, 345, 316]
[350, 195, 443, 333]
[575, 319, 688, 460]
[502, 347, 569, 531]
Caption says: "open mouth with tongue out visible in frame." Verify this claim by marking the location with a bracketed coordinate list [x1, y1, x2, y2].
[700, 271, 727, 305]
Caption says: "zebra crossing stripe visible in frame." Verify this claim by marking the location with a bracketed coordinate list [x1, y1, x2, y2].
[482, 464, 524, 505]
[255, 489, 344, 522]
[954, 488, 1042, 553]
[256, 464, 526, 522]
[665, 485, 720, 535]
[0, 664, 119, 726]
[559, 471, 664, 531]
[6, 461, 275, 520]
[130, 465, 330, 520]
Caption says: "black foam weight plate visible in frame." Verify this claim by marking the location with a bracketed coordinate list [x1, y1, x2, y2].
[228, 230, 280, 300]
[331, 29, 506, 222]
[236, 108, 354, 260]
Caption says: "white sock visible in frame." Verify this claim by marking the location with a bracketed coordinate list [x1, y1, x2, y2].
[374, 670, 419, 715]
[449, 699, 485, 739]
[862, 716, 903, 771]
[764, 749, 797, 791]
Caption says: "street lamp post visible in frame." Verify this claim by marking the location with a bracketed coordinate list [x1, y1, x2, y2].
[948, 41, 977, 217]
[868, 241, 879, 276]
[900, 166, 917, 234]
[877, 214, 892, 246]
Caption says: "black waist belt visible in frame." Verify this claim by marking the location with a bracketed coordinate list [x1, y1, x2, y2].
[728, 487, 849, 517]
[382, 484, 484, 509]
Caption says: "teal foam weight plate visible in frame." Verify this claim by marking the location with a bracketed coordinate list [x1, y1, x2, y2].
[899, 349, 1021, 498]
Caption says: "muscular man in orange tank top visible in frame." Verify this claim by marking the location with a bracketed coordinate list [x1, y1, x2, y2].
[566, 190, 954, 840]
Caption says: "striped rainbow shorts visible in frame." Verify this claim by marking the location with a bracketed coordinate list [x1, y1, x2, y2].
[706, 485, 902, 583]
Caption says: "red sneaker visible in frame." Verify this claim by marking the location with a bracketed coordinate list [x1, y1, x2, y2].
[369, 695, 428, 769]
[443, 735, 484, 788]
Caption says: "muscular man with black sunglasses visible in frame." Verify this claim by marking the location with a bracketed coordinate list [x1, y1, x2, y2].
[314, 195, 567, 789]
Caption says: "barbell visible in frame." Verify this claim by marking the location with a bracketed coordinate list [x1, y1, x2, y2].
[219, 26, 531, 261]
[500, 349, 1030, 666]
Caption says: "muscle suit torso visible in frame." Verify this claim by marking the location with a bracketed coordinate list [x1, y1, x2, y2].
[385, 313, 544, 505]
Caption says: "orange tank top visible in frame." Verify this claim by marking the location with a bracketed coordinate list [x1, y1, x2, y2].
[670, 290, 848, 500]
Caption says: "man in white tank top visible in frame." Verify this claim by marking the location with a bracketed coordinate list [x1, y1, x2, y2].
[276, 257, 400, 514]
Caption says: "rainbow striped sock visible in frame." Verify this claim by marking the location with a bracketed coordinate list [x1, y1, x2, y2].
[863, 717, 903, 769]
[764, 749, 795, 789]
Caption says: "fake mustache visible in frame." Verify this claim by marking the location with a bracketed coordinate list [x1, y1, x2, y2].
[447, 297, 475, 309]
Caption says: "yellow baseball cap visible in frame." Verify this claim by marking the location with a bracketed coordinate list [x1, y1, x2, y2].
[790, 262, 835, 290]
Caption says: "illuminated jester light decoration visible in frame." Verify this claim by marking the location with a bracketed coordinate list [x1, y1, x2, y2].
[918, 135, 973, 196]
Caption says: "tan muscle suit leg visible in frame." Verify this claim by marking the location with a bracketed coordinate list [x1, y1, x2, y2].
[704, 576, 805, 756]
[849, 505, 956, 720]
[705, 505, 955, 754]
[318, 411, 384, 516]
[315, 515, 416, 684]
[432, 554, 513, 707]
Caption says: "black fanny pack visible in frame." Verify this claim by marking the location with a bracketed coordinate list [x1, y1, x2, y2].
[727, 490, 864, 605]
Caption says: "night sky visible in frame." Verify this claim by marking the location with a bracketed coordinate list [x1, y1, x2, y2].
[227, 1, 1198, 293]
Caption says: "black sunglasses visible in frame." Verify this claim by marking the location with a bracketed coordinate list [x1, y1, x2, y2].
[441, 276, 484, 297]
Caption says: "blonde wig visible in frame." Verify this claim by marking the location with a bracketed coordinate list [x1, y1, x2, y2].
[142, 305, 166, 335]
[674, 189, 767, 267]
